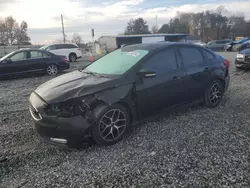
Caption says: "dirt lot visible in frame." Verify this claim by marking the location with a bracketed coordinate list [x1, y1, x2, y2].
[1, 52, 250, 188]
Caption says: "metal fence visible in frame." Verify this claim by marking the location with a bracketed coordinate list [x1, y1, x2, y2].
[0, 45, 42, 57]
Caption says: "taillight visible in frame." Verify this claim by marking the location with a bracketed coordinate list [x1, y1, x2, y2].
[77, 48, 81, 51]
[62, 57, 68, 62]
[224, 59, 230, 69]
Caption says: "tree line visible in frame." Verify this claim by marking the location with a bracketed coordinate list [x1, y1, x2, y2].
[0, 16, 30, 45]
[124, 6, 250, 42]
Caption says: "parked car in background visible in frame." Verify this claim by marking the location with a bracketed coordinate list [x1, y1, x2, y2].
[204, 39, 232, 51]
[195, 42, 206, 46]
[29, 42, 230, 148]
[235, 48, 250, 69]
[0, 49, 69, 78]
[224, 38, 249, 51]
[232, 40, 250, 52]
[40, 43, 82, 62]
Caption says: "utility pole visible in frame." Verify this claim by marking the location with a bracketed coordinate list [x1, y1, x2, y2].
[155, 15, 158, 29]
[61, 14, 66, 43]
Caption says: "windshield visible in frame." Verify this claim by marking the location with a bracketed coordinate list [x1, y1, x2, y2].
[83, 49, 149, 75]
[40, 45, 48, 50]
[0, 51, 15, 61]
[243, 40, 250, 44]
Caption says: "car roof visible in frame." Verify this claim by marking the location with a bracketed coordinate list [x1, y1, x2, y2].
[14, 48, 53, 54]
[47, 43, 77, 46]
[121, 42, 201, 53]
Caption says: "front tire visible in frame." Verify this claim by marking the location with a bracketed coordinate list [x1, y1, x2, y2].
[204, 80, 225, 108]
[92, 104, 130, 146]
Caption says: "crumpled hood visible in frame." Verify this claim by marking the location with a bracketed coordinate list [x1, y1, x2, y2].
[35, 70, 116, 103]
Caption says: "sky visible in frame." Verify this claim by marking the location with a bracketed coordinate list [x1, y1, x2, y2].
[0, 0, 250, 44]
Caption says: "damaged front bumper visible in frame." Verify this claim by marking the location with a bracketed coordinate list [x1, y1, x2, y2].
[235, 58, 250, 69]
[29, 92, 92, 148]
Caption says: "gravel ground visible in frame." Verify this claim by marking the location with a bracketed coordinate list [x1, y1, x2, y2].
[1, 53, 250, 188]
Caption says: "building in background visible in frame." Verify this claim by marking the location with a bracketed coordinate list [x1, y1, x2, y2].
[98, 34, 188, 53]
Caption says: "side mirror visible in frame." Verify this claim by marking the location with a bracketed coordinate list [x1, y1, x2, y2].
[2, 58, 12, 64]
[137, 69, 156, 78]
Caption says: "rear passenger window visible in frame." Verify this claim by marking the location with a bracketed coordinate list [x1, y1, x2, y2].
[143, 48, 178, 74]
[30, 51, 43, 58]
[56, 44, 66, 49]
[179, 47, 203, 67]
[202, 50, 215, 60]
[67, 44, 77, 48]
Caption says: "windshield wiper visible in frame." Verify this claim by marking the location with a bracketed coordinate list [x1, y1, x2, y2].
[81, 70, 96, 75]
[80, 70, 108, 77]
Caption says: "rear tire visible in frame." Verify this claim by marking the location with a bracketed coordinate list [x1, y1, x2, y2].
[69, 53, 77, 62]
[92, 104, 130, 146]
[46, 64, 58, 76]
[204, 80, 225, 108]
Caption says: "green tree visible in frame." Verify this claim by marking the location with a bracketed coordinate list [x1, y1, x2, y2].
[0, 16, 30, 45]
[158, 24, 170, 33]
[16, 21, 30, 43]
[125, 17, 151, 35]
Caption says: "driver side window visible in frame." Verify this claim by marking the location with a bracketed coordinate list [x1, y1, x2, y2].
[10, 52, 28, 61]
[142, 48, 178, 75]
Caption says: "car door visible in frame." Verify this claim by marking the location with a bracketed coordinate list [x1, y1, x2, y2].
[177, 45, 209, 102]
[0, 51, 29, 75]
[136, 47, 186, 118]
[27, 50, 47, 72]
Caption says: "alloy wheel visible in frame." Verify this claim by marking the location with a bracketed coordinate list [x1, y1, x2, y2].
[47, 65, 58, 76]
[99, 109, 127, 142]
[209, 83, 223, 105]
[70, 54, 76, 62]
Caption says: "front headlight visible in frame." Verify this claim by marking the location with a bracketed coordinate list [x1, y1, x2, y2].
[45, 100, 87, 118]
[236, 54, 244, 58]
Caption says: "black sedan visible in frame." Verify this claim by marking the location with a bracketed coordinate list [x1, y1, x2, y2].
[29, 42, 230, 148]
[0, 49, 69, 78]
[235, 48, 250, 69]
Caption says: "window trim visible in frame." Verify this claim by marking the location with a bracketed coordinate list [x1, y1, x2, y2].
[9, 51, 29, 62]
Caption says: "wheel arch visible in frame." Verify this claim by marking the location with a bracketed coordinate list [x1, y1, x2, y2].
[69, 52, 77, 57]
[88, 99, 134, 125]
